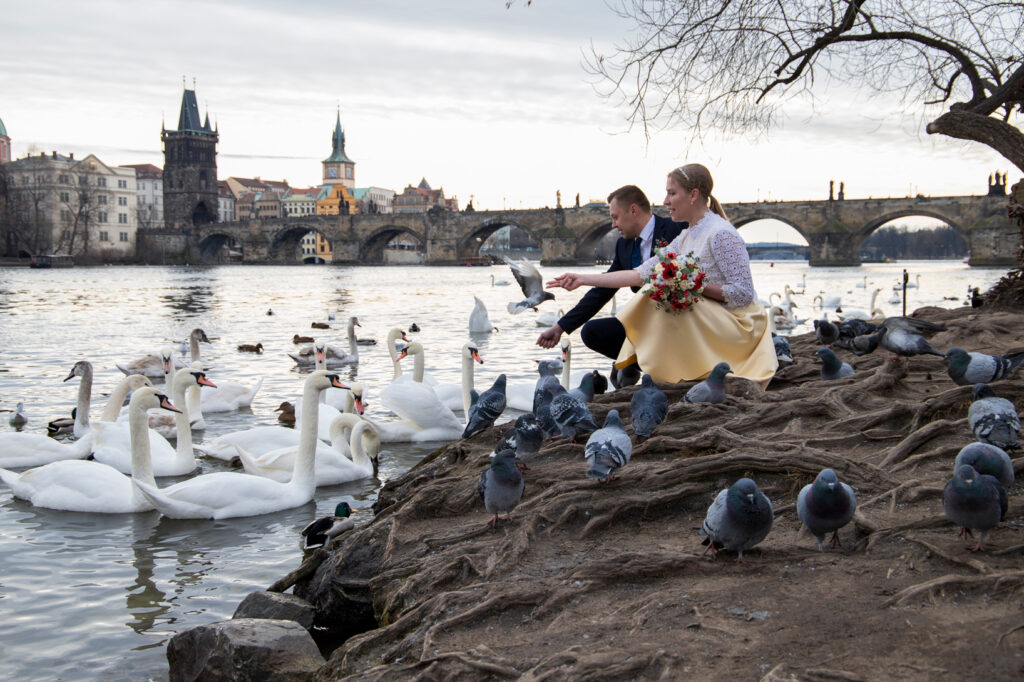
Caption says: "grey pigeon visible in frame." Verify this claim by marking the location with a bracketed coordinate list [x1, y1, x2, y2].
[682, 362, 732, 403]
[815, 347, 854, 380]
[945, 347, 1024, 385]
[874, 325, 943, 358]
[494, 413, 544, 468]
[610, 362, 642, 389]
[848, 329, 883, 356]
[772, 333, 794, 367]
[954, 442, 1014, 489]
[532, 359, 563, 413]
[813, 318, 840, 346]
[478, 449, 525, 527]
[942, 464, 1007, 552]
[700, 478, 774, 562]
[630, 374, 668, 437]
[797, 469, 857, 551]
[463, 374, 507, 438]
[584, 410, 632, 481]
[536, 383, 565, 439]
[968, 383, 1019, 450]
[550, 386, 599, 442]
[568, 371, 597, 403]
[504, 257, 555, 314]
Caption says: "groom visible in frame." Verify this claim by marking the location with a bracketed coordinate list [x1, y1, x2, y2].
[536, 184, 686, 386]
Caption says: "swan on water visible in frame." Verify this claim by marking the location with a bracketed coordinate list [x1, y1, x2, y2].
[854, 275, 868, 289]
[133, 371, 348, 520]
[0, 387, 180, 513]
[469, 296, 497, 333]
[182, 336, 262, 413]
[491, 273, 511, 286]
[386, 336, 467, 412]
[536, 308, 564, 328]
[812, 294, 842, 311]
[289, 317, 359, 367]
[837, 288, 885, 321]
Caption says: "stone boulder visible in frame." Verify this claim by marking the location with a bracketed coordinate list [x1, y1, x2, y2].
[167, 618, 324, 682]
[232, 591, 316, 629]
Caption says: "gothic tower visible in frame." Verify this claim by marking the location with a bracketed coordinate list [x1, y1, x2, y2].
[322, 109, 355, 188]
[162, 86, 219, 230]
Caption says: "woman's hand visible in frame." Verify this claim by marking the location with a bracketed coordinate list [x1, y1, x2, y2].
[547, 273, 587, 291]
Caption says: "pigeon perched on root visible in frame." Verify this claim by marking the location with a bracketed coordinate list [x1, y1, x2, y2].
[945, 347, 1024, 385]
[550, 386, 599, 442]
[629, 374, 668, 438]
[942, 464, 1007, 552]
[682, 362, 732, 404]
[954, 442, 1014, 489]
[968, 383, 1019, 450]
[797, 469, 857, 551]
[584, 410, 632, 482]
[494, 413, 543, 470]
[815, 347, 854, 380]
[478, 449, 525, 527]
[463, 374, 507, 438]
[700, 478, 774, 562]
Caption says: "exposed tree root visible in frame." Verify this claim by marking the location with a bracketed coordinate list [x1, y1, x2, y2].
[884, 570, 1024, 606]
[879, 419, 965, 468]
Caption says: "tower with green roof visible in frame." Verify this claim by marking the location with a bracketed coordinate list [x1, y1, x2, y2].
[322, 109, 355, 188]
[0, 115, 10, 164]
[161, 86, 219, 230]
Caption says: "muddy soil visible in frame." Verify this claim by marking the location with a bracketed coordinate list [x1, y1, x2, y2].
[291, 304, 1024, 681]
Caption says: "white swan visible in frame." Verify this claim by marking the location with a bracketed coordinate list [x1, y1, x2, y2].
[558, 337, 593, 390]
[837, 288, 883, 321]
[117, 338, 188, 378]
[387, 338, 465, 412]
[184, 338, 262, 414]
[491, 273, 510, 287]
[94, 368, 214, 477]
[790, 272, 807, 294]
[64, 360, 94, 438]
[768, 286, 798, 319]
[887, 289, 902, 305]
[138, 347, 179, 438]
[906, 274, 921, 289]
[289, 318, 359, 367]
[133, 371, 347, 519]
[0, 387, 179, 513]
[812, 294, 842, 311]
[536, 308, 564, 328]
[469, 296, 496, 333]
[238, 414, 378, 486]
[297, 383, 363, 443]
[854, 275, 868, 289]
[385, 328, 411, 380]
[376, 342, 468, 442]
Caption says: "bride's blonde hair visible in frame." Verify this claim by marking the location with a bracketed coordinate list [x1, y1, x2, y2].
[668, 163, 728, 221]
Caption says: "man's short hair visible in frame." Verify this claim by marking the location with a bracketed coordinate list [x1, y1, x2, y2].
[607, 185, 651, 213]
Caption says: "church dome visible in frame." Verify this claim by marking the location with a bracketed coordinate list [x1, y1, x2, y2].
[0, 116, 7, 137]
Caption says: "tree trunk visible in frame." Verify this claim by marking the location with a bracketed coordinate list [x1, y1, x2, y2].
[926, 110, 1024, 174]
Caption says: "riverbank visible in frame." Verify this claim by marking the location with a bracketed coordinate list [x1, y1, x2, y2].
[287, 301, 1024, 680]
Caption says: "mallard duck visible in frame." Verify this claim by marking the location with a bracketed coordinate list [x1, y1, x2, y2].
[275, 401, 296, 425]
[237, 343, 264, 353]
[293, 334, 314, 344]
[47, 407, 77, 435]
[301, 502, 355, 550]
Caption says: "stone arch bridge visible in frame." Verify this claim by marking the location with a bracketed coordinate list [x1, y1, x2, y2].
[138, 193, 1016, 267]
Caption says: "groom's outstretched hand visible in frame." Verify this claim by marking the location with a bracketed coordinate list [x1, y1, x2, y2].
[547, 273, 584, 291]
[537, 324, 563, 348]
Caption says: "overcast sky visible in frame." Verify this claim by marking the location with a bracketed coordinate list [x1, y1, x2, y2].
[2, 0, 1011, 241]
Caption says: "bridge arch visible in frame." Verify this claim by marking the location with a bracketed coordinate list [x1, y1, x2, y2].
[573, 219, 615, 262]
[858, 209, 967, 243]
[460, 220, 539, 259]
[731, 212, 811, 245]
[197, 232, 242, 262]
[361, 225, 425, 263]
[269, 220, 332, 263]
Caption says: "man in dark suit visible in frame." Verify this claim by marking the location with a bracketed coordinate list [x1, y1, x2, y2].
[536, 185, 685, 386]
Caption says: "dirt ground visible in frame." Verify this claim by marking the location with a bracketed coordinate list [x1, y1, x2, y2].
[294, 303, 1024, 681]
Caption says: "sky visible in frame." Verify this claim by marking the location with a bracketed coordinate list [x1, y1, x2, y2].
[2, 0, 1013, 242]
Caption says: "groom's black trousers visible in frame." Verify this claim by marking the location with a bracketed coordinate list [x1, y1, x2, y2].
[579, 317, 627, 361]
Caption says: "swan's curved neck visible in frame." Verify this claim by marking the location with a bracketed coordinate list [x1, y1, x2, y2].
[189, 335, 201, 363]
[292, 379, 323, 490]
[172, 371, 194, 462]
[347, 320, 358, 355]
[100, 377, 133, 422]
[462, 348, 475, 417]
[870, 288, 880, 309]
[75, 364, 93, 435]
[560, 345, 571, 390]
[129, 399, 156, 503]
[349, 421, 376, 470]
[387, 330, 403, 379]
[411, 346, 425, 383]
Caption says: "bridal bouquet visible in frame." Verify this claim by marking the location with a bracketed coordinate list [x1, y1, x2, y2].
[642, 247, 706, 313]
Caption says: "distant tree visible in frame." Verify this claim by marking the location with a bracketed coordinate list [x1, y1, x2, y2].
[0, 166, 51, 256]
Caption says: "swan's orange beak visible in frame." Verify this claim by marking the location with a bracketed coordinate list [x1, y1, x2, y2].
[354, 397, 365, 415]
[561, 349, 569, 362]
[328, 375, 349, 390]
[397, 348, 409, 361]
[195, 372, 217, 388]
[471, 349, 483, 364]
[157, 394, 182, 413]
[162, 357, 172, 373]
[401, 332, 410, 342]
[315, 350, 325, 364]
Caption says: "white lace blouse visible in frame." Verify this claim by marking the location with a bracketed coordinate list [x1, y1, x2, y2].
[636, 211, 757, 308]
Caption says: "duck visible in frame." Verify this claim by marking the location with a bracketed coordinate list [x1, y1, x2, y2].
[375, 342, 471, 442]
[237, 343, 264, 353]
[276, 401, 296, 425]
[293, 334, 314, 344]
[536, 308, 564, 328]
[8, 402, 28, 429]
[301, 502, 355, 550]
[311, 321, 331, 329]
[238, 415, 379, 486]
[0, 387, 179, 513]
[132, 371, 348, 519]
[409, 322, 421, 332]
[469, 296, 497, 333]
[95, 368, 214, 477]
[46, 408, 76, 436]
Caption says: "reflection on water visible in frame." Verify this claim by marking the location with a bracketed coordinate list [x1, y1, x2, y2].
[0, 261, 1009, 681]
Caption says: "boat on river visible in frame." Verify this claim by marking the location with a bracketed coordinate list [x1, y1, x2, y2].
[29, 254, 74, 268]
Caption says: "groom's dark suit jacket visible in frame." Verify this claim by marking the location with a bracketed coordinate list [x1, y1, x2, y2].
[557, 213, 686, 335]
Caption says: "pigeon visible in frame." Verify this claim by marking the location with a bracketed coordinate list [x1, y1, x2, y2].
[478, 448, 525, 527]
[591, 371, 609, 396]
[630, 374, 668, 437]
[873, 324, 943, 358]
[568, 371, 597, 403]
[494, 413, 544, 468]
[833, 319, 879, 353]
[301, 502, 355, 550]
[503, 256, 555, 314]
[8, 402, 27, 429]
[797, 469, 857, 551]
[610, 362, 643, 389]
[815, 347, 854, 380]
[942, 464, 1007, 552]
[848, 329, 883, 356]
[772, 333, 794, 367]
[968, 383, 1019, 450]
[463, 374, 507, 438]
[700, 478, 774, 562]
[532, 359, 563, 413]
[536, 384, 565, 439]
[584, 410, 632, 481]
[954, 442, 1014, 489]
[945, 347, 1024, 385]
[682, 362, 732, 403]
[813, 318, 840, 346]
[550, 386, 599, 442]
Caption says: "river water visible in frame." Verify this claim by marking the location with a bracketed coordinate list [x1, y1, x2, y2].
[0, 260, 1007, 680]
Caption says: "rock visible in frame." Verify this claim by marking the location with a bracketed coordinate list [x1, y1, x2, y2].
[167, 618, 325, 682]
[232, 591, 316, 629]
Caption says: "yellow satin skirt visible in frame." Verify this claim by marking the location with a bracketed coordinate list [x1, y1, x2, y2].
[614, 292, 778, 388]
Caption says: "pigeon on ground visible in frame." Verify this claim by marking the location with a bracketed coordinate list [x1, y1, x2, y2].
[968, 383, 1019, 450]
[301, 502, 355, 550]
[532, 359, 563, 413]
[682, 362, 732, 404]
[954, 442, 1015, 489]
[550, 386, 599, 442]
[797, 469, 857, 551]
[463, 374, 507, 438]
[494, 413, 544, 468]
[478, 448, 525, 527]
[504, 257, 555, 314]
[874, 324, 943, 358]
[568, 371, 598, 403]
[946, 347, 1024, 385]
[591, 371, 609, 396]
[942, 464, 1007, 552]
[813, 318, 840, 346]
[815, 347, 854, 380]
[700, 478, 774, 562]
[610, 362, 642, 388]
[536, 384, 565, 439]
[848, 329, 883, 356]
[584, 410, 632, 481]
[630, 374, 668, 437]
[772, 333, 794, 367]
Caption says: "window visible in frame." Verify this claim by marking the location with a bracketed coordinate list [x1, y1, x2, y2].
[137, 196, 143, 204]
[117, 179, 127, 189]
[118, 213, 128, 223]
[79, 176, 88, 186]
[97, 178, 106, 187]
[60, 210, 70, 221]
[99, 231, 109, 241]
[98, 195, 107, 204]
[59, 174, 70, 184]
[59, 192, 70, 202]
[119, 232, 128, 242]
[118, 196, 127, 206]
[98, 212, 108, 223]
[345, 167, 352, 178]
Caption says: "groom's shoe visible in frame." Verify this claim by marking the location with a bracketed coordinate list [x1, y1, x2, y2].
[611, 362, 642, 389]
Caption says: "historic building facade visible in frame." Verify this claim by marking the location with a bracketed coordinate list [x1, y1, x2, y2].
[119, 163, 163, 229]
[322, 110, 355, 188]
[162, 87, 219, 230]
[394, 178, 459, 213]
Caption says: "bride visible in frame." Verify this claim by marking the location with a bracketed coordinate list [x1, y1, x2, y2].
[547, 163, 777, 388]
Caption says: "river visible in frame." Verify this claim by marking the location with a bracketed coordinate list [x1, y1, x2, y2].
[0, 260, 1007, 680]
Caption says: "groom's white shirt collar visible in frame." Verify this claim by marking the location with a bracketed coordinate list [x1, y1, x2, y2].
[639, 214, 656, 259]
